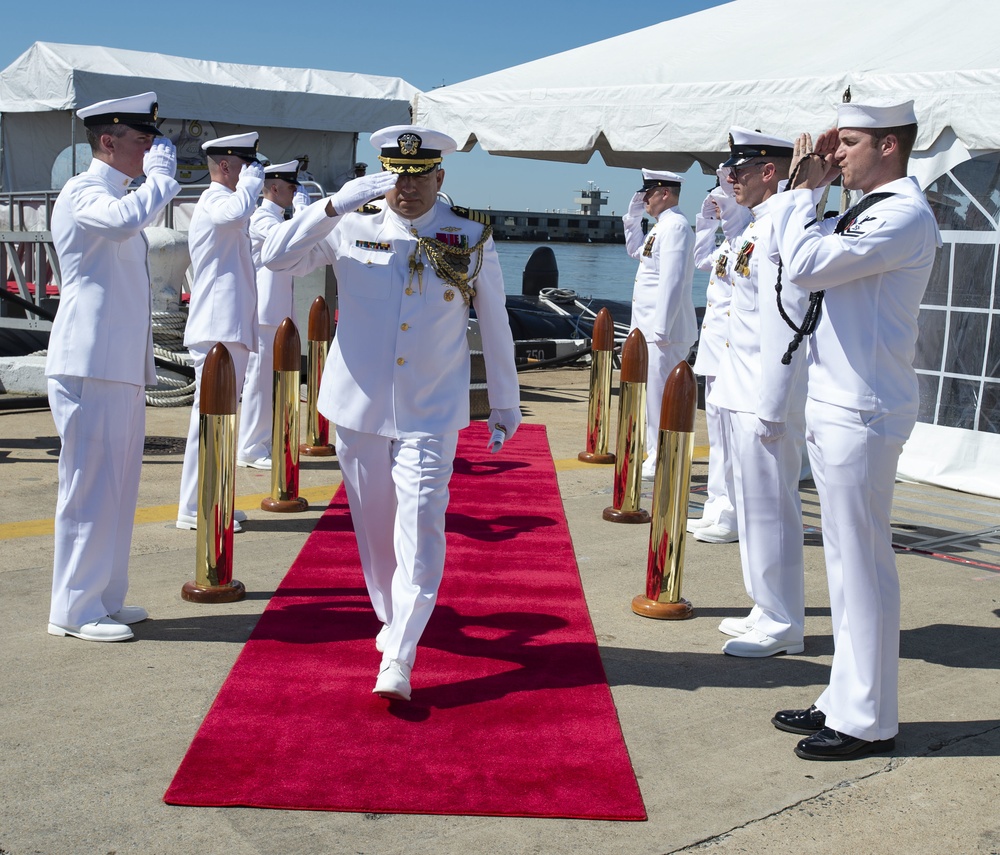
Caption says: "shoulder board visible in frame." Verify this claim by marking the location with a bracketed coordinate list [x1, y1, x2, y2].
[451, 205, 489, 225]
[356, 204, 382, 215]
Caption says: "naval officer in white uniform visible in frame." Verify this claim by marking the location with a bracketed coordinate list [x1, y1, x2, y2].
[709, 129, 810, 657]
[768, 99, 941, 760]
[47, 92, 180, 641]
[176, 132, 265, 531]
[622, 170, 697, 480]
[235, 160, 312, 470]
[688, 173, 751, 543]
[261, 126, 521, 702]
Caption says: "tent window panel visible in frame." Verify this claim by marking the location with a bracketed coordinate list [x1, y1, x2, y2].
[954, 152, 1000, 223]
[914, 308, 947, 371]
[936, 376, 981, 431]
[944, 310, 988, 377]
[925, 174, 990, 231]
[951, 243, 995, 309]
[917, 372, 941, 425]
[979, 381, 1000, 434]
[923, 243, 951, 306]
[987, 318, 1000, 377]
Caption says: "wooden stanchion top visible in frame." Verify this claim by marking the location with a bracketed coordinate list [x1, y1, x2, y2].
[200, 343, 237, 415]
[619, 328, 649, 383]
[273, 318, 302, 372]
[307, 296, 331, 343]
[591, 307, 615, 352]
[659, 360, 698, 433]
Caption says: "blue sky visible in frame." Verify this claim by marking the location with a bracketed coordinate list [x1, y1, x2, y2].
[1, 0, 730, 217]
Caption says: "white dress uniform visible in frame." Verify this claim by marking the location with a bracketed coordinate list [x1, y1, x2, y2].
[691, 191, 751, 532]
[177, 135, 262, 520]
[709, 196, 810, 646]
[46, 98, 180, 630]
[261, 193, 520, 670]
[622, 204, 696, 462]
[769, 175, 941, 740]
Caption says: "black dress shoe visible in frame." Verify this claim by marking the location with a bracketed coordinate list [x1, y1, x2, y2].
[794, 727, 896, 761]
[772, 705, 826, 735]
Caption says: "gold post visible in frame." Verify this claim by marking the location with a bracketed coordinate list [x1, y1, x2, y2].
[632, 360, 698, 619]
[578, 307, 616, 464]
[300, 296, 334, 456]
[262, 318, 309, 513]
[603, 328, 649, 524]
[182, 343, 246, 604]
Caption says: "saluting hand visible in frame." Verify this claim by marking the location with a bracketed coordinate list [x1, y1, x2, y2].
[327, 171, 398, 217]
[789, 131, 841, 191]
[142, 137, 177, 179]
[237, 161, 266, 198]
[627, 191, 646, 220]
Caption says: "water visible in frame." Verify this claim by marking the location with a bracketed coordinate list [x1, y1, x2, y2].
[494, 240, 709, 307]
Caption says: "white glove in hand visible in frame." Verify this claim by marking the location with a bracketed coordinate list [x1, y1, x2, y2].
[328, 171, 398, 216]
[754, 418, 786, 444]
[486, 407, 522, 453]
[627, 191, 646, 219]
[237, 161, 265, 198]
[142, 138, 177, 178]
[700, 191, 720, 220]
[292, 186, 311, 213]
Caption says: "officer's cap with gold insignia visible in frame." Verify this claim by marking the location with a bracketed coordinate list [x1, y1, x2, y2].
[370, 125, 458, 175]
[722, 127, 794, 168]
[637, 168, 684, 192]
[201, 132, 260, 162]
[264, 160, 300, 184]
[837, 98, 917, 130]
[77, 92, 162, 136]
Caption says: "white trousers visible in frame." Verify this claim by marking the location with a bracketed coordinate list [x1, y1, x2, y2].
[726, 408, 806, 642]
[807, 398, 913, 742]
[178, 342, 250, 519]
[699, 375, 737, 530]
[237, 324, 277, 463]
[645, 341, 692, 460]
[48, 376, 145, 627]
[335, 426, 458, 669]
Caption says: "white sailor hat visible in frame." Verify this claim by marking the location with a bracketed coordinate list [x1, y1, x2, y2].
[264, 160, 300, 184]
[370, 125, 457, 175]
[837, 98, 917, 129]
[201, 132, 260, 161]
[77, 91, 161, 136]
[722, 127, 794, 168]
[636, 169, 684, 192]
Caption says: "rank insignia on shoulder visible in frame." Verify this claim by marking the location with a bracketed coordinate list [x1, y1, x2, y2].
[355, 239, 392, 251]
[451, 205, 490, 225]
[356, 204, 382, 214]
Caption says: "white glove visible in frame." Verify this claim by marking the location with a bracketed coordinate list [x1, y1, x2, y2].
[486, 407, 522, 453]
[237, 161, 265, 198]
[142, 138, 177, 178]
[700, 191, 720, 220]
[627, 191, 646, 220]
[292, 186, 311, 213]
[754, 418, 787, 444]
[328, 171, 398, 216]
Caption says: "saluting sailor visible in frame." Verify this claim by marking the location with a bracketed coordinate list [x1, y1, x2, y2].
[622, 169, 697, 480]
[260, 125, 521, 702]
[176, 132, 265, 531]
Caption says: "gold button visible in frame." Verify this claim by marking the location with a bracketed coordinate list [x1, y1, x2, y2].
[405, 287, 414, 296]
[396, 357, 405, 365]
[725, 341, 730, 347]
[400, 323, 409, 331]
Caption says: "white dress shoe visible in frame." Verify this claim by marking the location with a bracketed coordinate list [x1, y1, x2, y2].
[723, 629, 804, 658]
[718, 613, 756, 637]
[686, 516, 714, 533]
[237, 456, 272, 471]
[692, 523, 739, 544]
[176, 511, 244, 532]
[373, 659, 412, 701]
[109, 606, 148, 625]
[48, 616, 133, 642]
[375, 624, 389, 653]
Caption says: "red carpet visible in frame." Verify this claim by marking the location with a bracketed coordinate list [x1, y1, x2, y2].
[164, 422, 646, 820]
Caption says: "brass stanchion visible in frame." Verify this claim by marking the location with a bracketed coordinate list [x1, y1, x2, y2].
[632, 360, 698, 619]
[182, 343, 246, 603]
[578, 306, 616, 465]
[603, 328, 649, 524]
[261, 318, 309, 513]
[300, 296, 334, 457]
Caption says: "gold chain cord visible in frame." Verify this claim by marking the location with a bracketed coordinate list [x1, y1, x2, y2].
[412, 224, 493, 305]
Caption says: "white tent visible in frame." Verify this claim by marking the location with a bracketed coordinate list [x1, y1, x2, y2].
[414, 0, 1000, 498]
[0, 42, 419, 192]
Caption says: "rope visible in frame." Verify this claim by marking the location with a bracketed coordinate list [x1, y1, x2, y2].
[147, 310, 195, 407]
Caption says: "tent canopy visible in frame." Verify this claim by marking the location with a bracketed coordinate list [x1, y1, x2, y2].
[0, 42, 420, 191]
[412, 0, 1000, 177]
